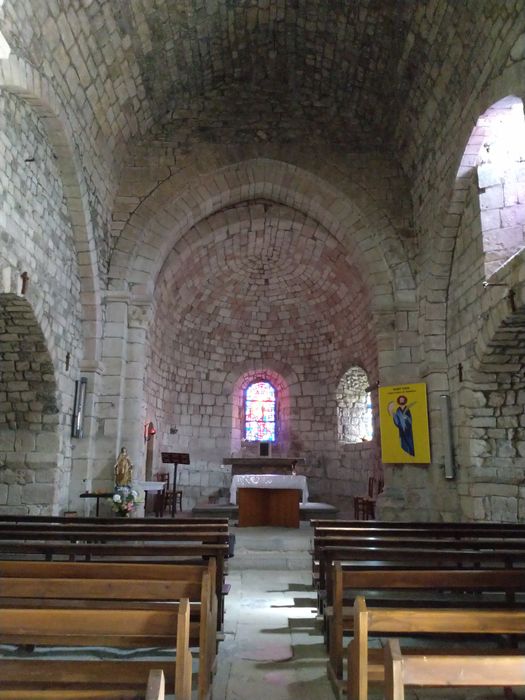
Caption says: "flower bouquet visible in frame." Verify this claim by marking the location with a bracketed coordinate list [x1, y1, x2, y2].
[110, 485, 140, 516]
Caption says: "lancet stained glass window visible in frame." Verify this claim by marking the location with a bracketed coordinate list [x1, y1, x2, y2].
[245, 381, 276, 442]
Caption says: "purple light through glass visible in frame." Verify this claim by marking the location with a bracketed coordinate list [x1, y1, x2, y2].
[245, 381, 276, 442]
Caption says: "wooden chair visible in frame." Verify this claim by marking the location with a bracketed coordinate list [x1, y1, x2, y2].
[156, 472, 182, 516]
[353, 476, 383, 520]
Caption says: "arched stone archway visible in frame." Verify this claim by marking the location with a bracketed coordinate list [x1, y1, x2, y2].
[0, 55, 102, 364]
[140, 198, 383, 510]
[108, 156, 418, 490]
[0, 55, 106, 509]
[109, 152, 415, 307]
[0, 293, 60, 514]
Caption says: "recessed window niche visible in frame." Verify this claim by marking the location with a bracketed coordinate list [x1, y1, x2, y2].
[336, 366, 373, 443]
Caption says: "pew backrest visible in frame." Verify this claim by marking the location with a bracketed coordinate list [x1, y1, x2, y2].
[329, 564, 525, 680]
[348, 593, 525, 700]
[0, 598, 192, 700]
[0, 560, 214, 700]
[383, 636, 525, 700]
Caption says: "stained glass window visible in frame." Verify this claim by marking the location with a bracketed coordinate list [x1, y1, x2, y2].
[245, 381, 276, 442]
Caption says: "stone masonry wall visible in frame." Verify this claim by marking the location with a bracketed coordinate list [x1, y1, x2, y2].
[0, 91, 83, 514]
[144, 199, 379, 511]
[0, 295, 59, 513]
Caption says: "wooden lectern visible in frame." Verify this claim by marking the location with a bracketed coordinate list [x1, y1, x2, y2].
[161, 452, 190, 515]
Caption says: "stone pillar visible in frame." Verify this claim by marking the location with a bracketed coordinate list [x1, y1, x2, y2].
[89, 291, 131, 494]
[120, 297, 152, 482]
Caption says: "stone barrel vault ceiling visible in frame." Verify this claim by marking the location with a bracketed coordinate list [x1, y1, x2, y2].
[1, 0, 510, 158]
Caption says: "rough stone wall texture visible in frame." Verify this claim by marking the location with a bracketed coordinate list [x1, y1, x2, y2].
[443, 168, 525, 523]
[0, 91, 83, 514]
[477, 97, 525, 277]
[144, 199, 380, 511]
[336, 366, 372, 444]
[379, 8, 525, 522]
[0, 1, 523, 518]
[0, 4, 124, 276]
[0, 295, 60, 514]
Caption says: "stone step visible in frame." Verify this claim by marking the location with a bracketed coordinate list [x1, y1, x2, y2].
[191, 501, 338, 521]
[227, 523, 313, 571]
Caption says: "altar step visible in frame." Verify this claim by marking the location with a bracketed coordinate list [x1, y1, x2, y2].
[191, 501, 338, 520]
[227, 521, 313, 570]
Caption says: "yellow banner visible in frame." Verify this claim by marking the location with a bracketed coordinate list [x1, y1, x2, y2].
[379, 383, 431, 464]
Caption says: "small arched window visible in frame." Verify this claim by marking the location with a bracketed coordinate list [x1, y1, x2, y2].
[336, 366, 373, 443]
[244, 380, 276, 442]
[472, 96, 525, 277]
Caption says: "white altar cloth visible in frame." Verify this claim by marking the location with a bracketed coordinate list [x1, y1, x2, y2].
[135, 480, 165, 492]
[230, 473, 308, 505]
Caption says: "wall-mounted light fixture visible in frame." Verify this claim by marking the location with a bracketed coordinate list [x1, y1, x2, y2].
[144, 421, 157, 443]
[72, 377, 87, 438]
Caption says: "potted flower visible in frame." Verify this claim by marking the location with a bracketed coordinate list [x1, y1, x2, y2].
[110, 485, 140, 517]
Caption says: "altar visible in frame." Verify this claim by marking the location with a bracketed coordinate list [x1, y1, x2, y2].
[223, 457, 305, 476]
[230, 474, 308, 528]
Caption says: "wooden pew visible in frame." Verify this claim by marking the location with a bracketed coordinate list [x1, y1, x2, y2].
[0, 586, 192, 700]
[328, 565, 525, 688]
[317, 544, 525, 614]
[312, 533, 525, 601]
[381, 620, 525, 700]
[0, 668, 166, 700]
[0, 515, 229, 526]
[351, 596, 525, 700]
[311, 518, 525, 532]
[0, 525, 229, 543]
[0, 667, 167, 700]
[0, 538, 229, 629]
[0, 559, 217, 700]
[0, 516, 229, 532]
[311, 522, 525, 578]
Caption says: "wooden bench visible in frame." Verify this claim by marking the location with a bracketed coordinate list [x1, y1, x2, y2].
[312, 532, 525, 599]
[311, 522, 525, 578]
[0, 668, 168, 700]
[0, 559, 217, 700]
[0, 515, 229, 526]
[317, 544, 525, 615]
[0, 537, 229, 629]
[351, 596, 525, 700]
[328, 565, 525, 690]
[0, 524, 229, 543]
[384, 638, 525, 700]
[311, 519, 525, 532]
[0, 592, 191, 700]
